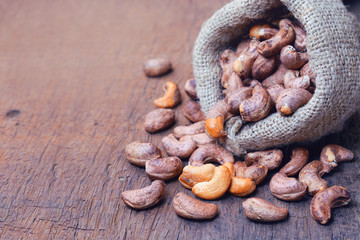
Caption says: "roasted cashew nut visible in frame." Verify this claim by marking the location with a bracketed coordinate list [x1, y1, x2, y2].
[182, 100, 205, 123]
[205, 100, 228, 138]
[179, 133, 215, 146]
[178, 164, 215, 189]
[184, 79, 198, 100]
[280, 147, 309, 176]
[245, 149, 283, 170]
[125, 141, 162, 167]
[121, 180, 166, 210]
[279, 19, 307, 52]
[251, 55, 277, 80]
[173, 121, 205, 139]
[262, 64, 288, 88]
[299, 160, 328, 195]
[154, 81, 181, 108]
[270, 172, 307, 201]
[242, 197, 288, 222]
[276, 88, 312, 116]
[280, 45, 308, 70]
[234, 161, 268, 185]
[145, 157, 183, 181]
[320, 144, 354, 173]
[144, 108, 175, 133]
[233, 39, 260, 78]
[189, 144, 234, 166]
[250, 24, 278, 40]
[143, 58, 172, 77]
[161, 134, 197, 158]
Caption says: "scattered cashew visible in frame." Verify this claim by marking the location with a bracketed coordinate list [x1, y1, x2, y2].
[144, 108, 175, 133]
[257, 24, 295, 57]
[125, 141, 162, 167]
[276, 88, 312, 116]
[280, 147, 309, 176]
[121, 180, 166, 210]
[266, 84, 284, 105]
[173, 193, 218, 220]
[310, 185, 351, 224]
[250, 24, 278, 40]
[143, 58, 172, 77]
[245, 149, 283, 170]
[279, 19, 307, 52]
[145, 157, 183, 181]
[184, 79, 198, 100]
[252, 55, 277, 80]
[179, 133, 216, 146]
[270, 172, 307, 201]
[192, 165, 232, 200]
[280, 45, 308, 70]
[225, 87, 252, 115]
[234, 161, 268, 185]
[183, 101, 205, 123]
[262, 63, 288, 88]
[173, 121, 205, 139]
[189, 144, 234, 166]
[284, 75, 310, 89]
[224, 162, 256, 197]
[161, 134, 197, 158]
[242, 197, 288, 222]
[239, 85, 272, 122]
[233, 39, 260, 78]
[179, 164, 216, 189]
[154, 81, 181, 108]
[205, 100, 228, 138]
[320, 144, 354, 173]
[299, 160, 328, 195]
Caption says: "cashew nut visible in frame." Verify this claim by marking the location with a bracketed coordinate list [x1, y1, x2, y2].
[299, 160, 328, 195]
[161, 134, 197, 158]
[266, 84, 284, 105]
[143, 58, 172, 77]
[279, 19, 307, 52]
[189, 144, 234, 166]
[184, 78, 198, 100]
[300, 63, 315, 85]
[234, 161, 268, 185]
[144, 108, 175, 133]
[179, 164, 216, 189]
[229, 176, 256, 197]
[284, 75, 310, 89]
[125, 141, 162, 167]
[173, 193, 218, 220]
[205, 100, 228, 138]
[223, 71, 244, 94]
[245, 149, 283, 170]
[239, 85, 272, 122]
[242, 197, 288, 222]
[182, 100, 205, 123]
[270, 172, 307, 201]
[250, 24, 278, 40]
[154, 81, 181, 108]
[280, 45, 308, 70]
[311, 185, 351, 224]
[192, 165, 232, 200]
[320, 144, 354, 173]
[145, 157, 183, 181]
[262, 63, 288, 88]
[276, 88, 312, 116]
[252, 55, 277, 80]
[121, 180, 166, 210]
[173, 121, 205, 139]
[280, 147, 309, 176]
[220, 49, 239, 88]
[225, 87, 252, 115]
[233, 39, 260, 78]
[179, 133, 216, 146]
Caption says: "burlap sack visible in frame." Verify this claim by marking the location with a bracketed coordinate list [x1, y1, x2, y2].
[193, 0, 360, 155]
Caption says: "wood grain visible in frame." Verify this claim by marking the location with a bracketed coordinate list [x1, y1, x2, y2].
[0, 0, 359, 239]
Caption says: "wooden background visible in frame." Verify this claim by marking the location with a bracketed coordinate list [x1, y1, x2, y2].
[0, 0, 359, 239]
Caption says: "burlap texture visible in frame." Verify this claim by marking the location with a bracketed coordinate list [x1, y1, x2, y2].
[193, 0, 360, 154]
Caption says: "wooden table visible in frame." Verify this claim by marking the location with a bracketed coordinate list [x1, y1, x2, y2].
[1, 0, 359, 239]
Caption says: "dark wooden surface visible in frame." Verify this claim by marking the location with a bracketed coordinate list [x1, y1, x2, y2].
[0, 0, 359, 239]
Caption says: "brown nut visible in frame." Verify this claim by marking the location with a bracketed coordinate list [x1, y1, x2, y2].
[252, 55, 277, 80]
[300, 63, 315, 85]
[173, 121, 205, 139]
[280, 45, 308, 70]
[320, 144, 354, 173]
[125, 141, 162, 167]
[192, 165, 232, 200]
[299, 160, 328, 195]
[121, 180, 166, 210]
[245, 149, 283, 170]
[266, 84, 285, 105]
[242, 197, 288, 222]
[183, 101, 205, 123]
[270, 172, 307, 201]
[279, 19, 307, 52]
[143, 58, 172, 77]
[243, 79, 262, 88]
[280, 147, 309, 176]
[257, 25, 295, 57]
[179, 164, 216, 189]
[220, 49, 239, 88]
[173, 193, 218, 220]
[223, 72, 244, 94]
[179, 133, 216, 146]
[144, 109, 175, 133]
[154, 81, 181, 108]
[189, 144, 234, 166]
[205, 100, 228, 138]
[262, 64, 288, 88]
[229, 176, 256, 197]
[236, 39, 251, 54]
[161, 134, 197, 158]
[284, 75, 310, 89]
[282, 69, 300, 85]
[233, 39, 260, 78]
[225, 87, 252, 115]
[145, 157, 183, 181]
[310, 185, 351, 225]
[276, 88, 312, 116]
[184, 79, 198, 100]
[234, 161, 268, 185]
[250, 24, 278, 40]
[239, 85, 272, 122]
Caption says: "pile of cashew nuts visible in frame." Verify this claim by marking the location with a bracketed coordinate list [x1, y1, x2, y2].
[122, 17, 354, 225]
